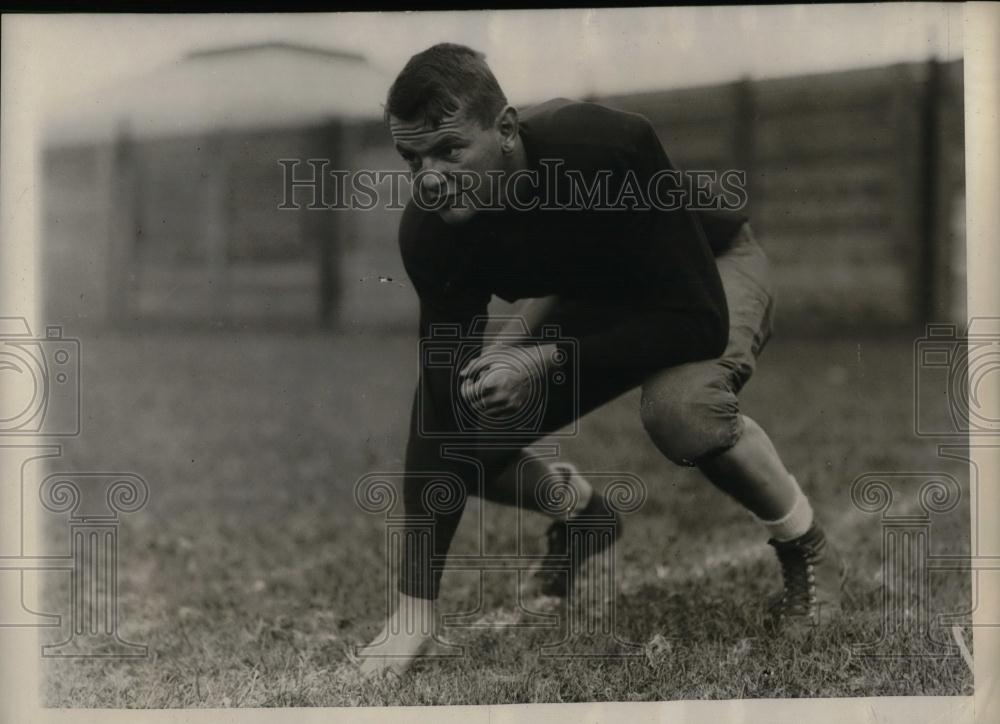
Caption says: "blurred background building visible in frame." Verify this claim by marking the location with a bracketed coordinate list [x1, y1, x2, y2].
[41, 38, 965, 333]
[42, 41, 403, 329]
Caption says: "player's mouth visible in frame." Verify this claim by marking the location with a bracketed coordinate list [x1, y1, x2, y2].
[431, 192, 459, 207]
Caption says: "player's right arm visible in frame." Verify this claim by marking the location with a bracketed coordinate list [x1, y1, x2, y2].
[493, 295, 560, 343]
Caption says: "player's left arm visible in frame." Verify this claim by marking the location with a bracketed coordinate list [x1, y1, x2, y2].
[462, 114, 729, 415]
[458, 294, 565, 414]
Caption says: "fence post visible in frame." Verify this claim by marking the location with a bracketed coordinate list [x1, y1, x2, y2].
[318, 120, 351, 328]
[732, 76, 757, 217]
[928, 60, 964, 325]
[918, 58, 942, 325]
[109, 122, 141, 325]
[202, 132, 230, 324]
[890, 63, 928, 328]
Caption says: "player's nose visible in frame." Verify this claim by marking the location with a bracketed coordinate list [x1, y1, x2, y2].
[418, 167, 447, 194]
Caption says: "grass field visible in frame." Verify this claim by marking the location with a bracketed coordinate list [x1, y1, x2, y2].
[38, 325, 973, 706]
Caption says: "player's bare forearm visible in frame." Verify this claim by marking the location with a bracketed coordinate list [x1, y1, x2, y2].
[457, 296, 563, 414]
[494, 295, 561, 344]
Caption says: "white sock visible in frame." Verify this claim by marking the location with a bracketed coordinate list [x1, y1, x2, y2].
[758, 478, 814, 541]
[554, 463, 592, 515]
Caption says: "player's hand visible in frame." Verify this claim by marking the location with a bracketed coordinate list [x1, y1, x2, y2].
[458, 344, 551, 417]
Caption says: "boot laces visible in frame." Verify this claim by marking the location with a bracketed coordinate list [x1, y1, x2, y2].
[771, 537, 823, 614]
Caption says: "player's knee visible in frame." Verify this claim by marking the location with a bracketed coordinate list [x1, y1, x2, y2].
[640, 386, 741, 466]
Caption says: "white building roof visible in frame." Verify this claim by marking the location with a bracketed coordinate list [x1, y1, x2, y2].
[44, 41, 390, 146]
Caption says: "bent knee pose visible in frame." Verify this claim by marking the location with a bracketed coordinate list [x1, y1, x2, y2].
[358, 43, 845, 677]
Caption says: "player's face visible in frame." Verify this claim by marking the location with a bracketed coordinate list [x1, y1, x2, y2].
[389, 108, 506, 225]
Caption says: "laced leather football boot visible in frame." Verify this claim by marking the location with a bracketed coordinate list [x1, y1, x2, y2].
[530, 486, 623, 599]
[767, 521, 847, 632]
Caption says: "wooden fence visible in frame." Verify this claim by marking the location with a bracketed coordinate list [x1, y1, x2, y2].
[599, 59, 965, 329]
[41, 59, 964, 331]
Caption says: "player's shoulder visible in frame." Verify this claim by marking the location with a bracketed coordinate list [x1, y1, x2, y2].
[519, 97, 656, 158]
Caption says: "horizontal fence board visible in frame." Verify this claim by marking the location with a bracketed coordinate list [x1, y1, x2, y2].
[760, 228, 899, 265]
[226, 261, 317, 288]
[752, 195, 892, 229]
[754, 159, 892, 196]
[754, 63, 925, 114]
[132, 294, 317, 321]
[651, 133, 733, 165]
[602, 82, 737, 123]
[772, 262, 912, 324]
[133, 260, 320, 322]
[756, 115, 898, 158]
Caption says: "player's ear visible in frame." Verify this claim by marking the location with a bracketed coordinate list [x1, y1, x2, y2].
[496, 105, 519, 155]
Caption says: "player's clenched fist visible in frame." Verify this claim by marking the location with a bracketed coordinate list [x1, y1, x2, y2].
[458, 343, 554, 417]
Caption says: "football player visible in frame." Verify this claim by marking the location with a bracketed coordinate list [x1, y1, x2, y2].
[358, 43, 846, 677]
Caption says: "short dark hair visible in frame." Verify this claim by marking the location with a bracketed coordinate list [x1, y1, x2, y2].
[385, 43, 508, 129]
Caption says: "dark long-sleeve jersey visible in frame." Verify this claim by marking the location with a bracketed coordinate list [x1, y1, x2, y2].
[395, 98, 745, 598]
[399, 98, 743, 372]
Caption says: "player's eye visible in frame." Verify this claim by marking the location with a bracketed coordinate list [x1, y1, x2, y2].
[440, 146, 462, 162]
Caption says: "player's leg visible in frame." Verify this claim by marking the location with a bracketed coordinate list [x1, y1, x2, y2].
[640, 368, 813, 533]
[359, 324, 632, 677]
[697, 416, 802, 520]
[356, 393, 460, 678]
[472, 296, 641, 520]
[357, 591, 435, 678]
[480, 298, 652, 596]
[358, 460, 597, 677]
[639, 224, 845, 630]
[481, 451, 593, 515]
